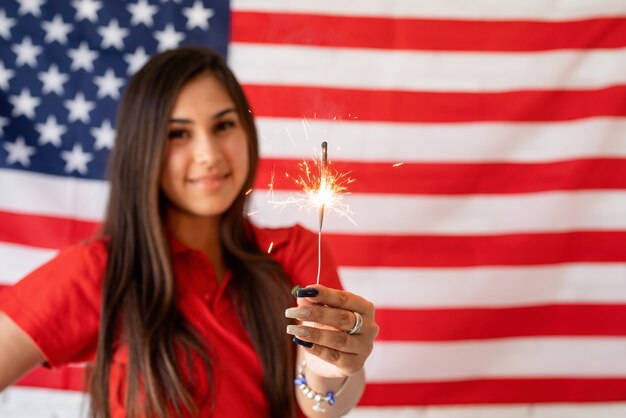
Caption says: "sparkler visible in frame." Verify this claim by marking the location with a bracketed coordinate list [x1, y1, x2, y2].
[268, 141, 355, 286]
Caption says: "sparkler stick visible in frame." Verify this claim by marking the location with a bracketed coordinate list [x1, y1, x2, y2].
[316, 142, 328, 285]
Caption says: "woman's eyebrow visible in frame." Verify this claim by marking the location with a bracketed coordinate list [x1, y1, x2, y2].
[211, 108, 236, 119]
[169, 108, 237, 124]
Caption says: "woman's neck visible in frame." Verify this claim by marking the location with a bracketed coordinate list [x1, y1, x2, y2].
[165, 210, 226, 280]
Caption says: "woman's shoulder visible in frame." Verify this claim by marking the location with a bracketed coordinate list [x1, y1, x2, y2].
[30, 236, 109, 282]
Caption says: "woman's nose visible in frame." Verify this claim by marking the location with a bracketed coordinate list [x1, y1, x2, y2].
[193, 134, 222, 166]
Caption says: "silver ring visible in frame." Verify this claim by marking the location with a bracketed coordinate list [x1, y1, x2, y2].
[347, 311, 363, 335]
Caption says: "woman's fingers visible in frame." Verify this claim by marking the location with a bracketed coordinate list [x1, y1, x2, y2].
[287, 326, 371, 376]
[286, 284, 380, 377]
[294, 285, 373, 317]
[285, 305, 359, 333]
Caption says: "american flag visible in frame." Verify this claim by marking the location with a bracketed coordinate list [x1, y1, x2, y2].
[2, 0, 626, 417]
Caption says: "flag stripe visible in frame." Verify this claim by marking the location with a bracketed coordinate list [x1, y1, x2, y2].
[3, 214, 626, 267]
[367, 339, 626, 381]
[350, 404, 626, 418]
[340, 264, 626, 308]
[22, 338, 626, 385]
[256, 158, 626, 195]
[360, 380, 626, 406]
[232, 0, 626, 21]
[0, 210, 100, 250]
[376, 305, 626, 341]
[6, 255, 626, 309]
[0, 243, 57, 284]
[7, 384, 626, 410]
[231, 44, 626, 92]
[256, 117, 626, 163]
[232, 13, 626, 52]
[244, 84, 626, 123]
[325, 232, 626, 267]
[252, 191, 626, 235]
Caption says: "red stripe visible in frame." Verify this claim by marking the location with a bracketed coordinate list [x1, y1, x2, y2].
[325, 231, 626, 267]
[257, 158, 626, 195]
[2, 211, 626, 267]
[232, 12, 626, 51]
[360, 378, 626, 405]
[14, 369, 626, 406]
[376, 305, 626, 341]
[244, 85, 626, 123]
[0, 210, 100, 250]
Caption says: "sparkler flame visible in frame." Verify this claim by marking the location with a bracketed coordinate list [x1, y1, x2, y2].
[267, 141, 355, 285]
[270, 153, 355, 226]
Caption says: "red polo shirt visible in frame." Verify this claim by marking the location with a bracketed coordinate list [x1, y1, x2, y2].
[0, 225, 342, 417]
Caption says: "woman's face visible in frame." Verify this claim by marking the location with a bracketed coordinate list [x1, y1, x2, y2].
[160, 72, 249, 221]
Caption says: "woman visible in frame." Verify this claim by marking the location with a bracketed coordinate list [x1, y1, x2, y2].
[0, 47, 378, 418]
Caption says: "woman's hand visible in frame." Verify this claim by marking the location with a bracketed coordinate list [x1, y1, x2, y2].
[285, 284, 379, 378]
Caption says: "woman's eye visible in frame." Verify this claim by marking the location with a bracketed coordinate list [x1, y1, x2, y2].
[215, 120, 235, 132]
[168, 129, 189, 139]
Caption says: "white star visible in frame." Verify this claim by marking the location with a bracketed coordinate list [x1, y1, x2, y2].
[61, 143, 93, 175]
[8, 89, 41, 119]
[90, 119, 115, 150]
[42, 14, 74, 45]
[127, 0, 158, 27]
[182, 1, 214, 30]
[3, 137, 36, 167]
[0, 116, 9, 135]
[0, 10, 17, 40]
[98, 19, 129, 50]
[0, 61, 15, 91]
[123, 46, 149, 75]
[12, 37, 43, 68]
[38, 64, 69, 95]
[154, 24, 185, 52]
[64, 92, 95, 123]
[94, 68, 124, 99]
[16, 0, 45, 18]
[71, 0, 102, 23]
[67, 41, 99, 72]
[35, 115, 67, 147]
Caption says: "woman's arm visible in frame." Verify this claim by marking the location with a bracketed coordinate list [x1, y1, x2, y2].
[287, 285, 379, 417]
[294, 346, 366, 417]
[0, 311, 45, 391]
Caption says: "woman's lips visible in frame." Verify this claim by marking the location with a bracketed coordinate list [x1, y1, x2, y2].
[187, 173, 229, 190]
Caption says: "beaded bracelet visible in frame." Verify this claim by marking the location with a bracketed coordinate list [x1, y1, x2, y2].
[294, 360, 350, 413]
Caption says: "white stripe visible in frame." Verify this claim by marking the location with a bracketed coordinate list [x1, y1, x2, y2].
[249, 190, 626, 235]
[346, 404, 626, 418]
[0, 242, 57, 285]
[0, 169, 108, 221]
[231, 44, 626, 92]
[367, 338, 626, 382]
[0, 387, 88, 418]
[5, 388, 626, 418]
[340, 264, 626, 308]
[5, 244, 626, 309]
[232, 0, 626, 20]
[256, 117, 626, 163]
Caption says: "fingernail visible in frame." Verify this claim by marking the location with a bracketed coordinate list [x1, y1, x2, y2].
[287, 325, 310, 337]
[291, 285, 301, 298]
[292, 336, 313, 348]
[285, 307, 311, 319]
[297, 287, 319, 298]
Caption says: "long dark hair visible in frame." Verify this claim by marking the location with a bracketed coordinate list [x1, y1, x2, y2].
[90, 47, 295, 418]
